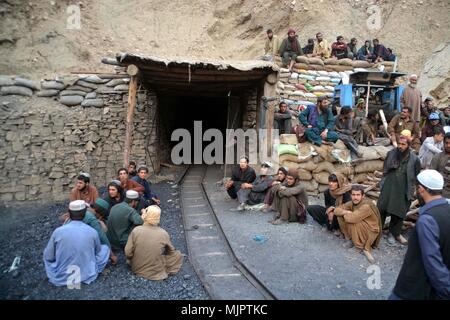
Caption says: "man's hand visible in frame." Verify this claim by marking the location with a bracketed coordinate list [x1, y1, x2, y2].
[307, 125, 313, 128]
[152, 198, 161, 206]
[225, 180, 234, 189]
[110, 252, 118, 266]
[271, 181, 281, 186]
[320, 129, 328, 139]
[241, 183, 252, 189]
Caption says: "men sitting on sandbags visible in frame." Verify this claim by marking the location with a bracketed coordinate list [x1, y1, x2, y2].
[357, 40, 374, 61]
[347, 38, 358, 60]
[307, 173, 352, 235]
[69, 172, 99, 205]
[421, 112, 444, 143]
[419, 127, 445, 169]
[44, 200, 110, 286]
[331, 36, 351, 60]
[107, 190, 143, 250]
[387, 106, 421, 151]
[118, 167, 144, 194]
[262, 167, 288, 213]
[279, 28, 303, 71]
[302, 38, 315, 55]
[235, 162, 273, 211]
[263, 29, 280, 61]
[311, 32, 331, 59]
[269, 169, 308, 225]
[225, 156, 256, 205]
[299, 96, 338, 146]
[125, 205, 183, 281]
[274, 101, 293, 135]
[372, 39, 390, 62]
[334, 185, 382, 263]
[431, 132, 450, 199]
[335, 106, 363, 158]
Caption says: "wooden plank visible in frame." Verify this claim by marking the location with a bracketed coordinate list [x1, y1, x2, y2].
[123, 71, 139, 167]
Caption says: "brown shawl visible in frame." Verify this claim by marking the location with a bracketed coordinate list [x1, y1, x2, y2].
[329, 173, 352, 207]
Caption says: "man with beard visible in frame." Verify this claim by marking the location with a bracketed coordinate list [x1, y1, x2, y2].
[378, 135, 421, 246]
[69, 173, 99, 205]
[262, 167, 288, 212]
[334, 185, 382, 263]
[390, 170, 450, 300]
[278, 28, 303, 71]
[400, 74, 422, 123]
[431, 132, 450, 199]
[312, 32, 331, 59]
[299, 96, 338, 146]
[235, 162, 273, 211]
[388, 106, 421, 152]
[263, 29, 280, 61]
[421, 97, 437, 127]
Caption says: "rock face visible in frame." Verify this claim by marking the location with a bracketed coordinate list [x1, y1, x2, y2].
[418, 41, 450, 109]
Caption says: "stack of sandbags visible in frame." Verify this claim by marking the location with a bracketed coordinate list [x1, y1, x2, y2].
[0, 75, 39, 97]
[276, 139, 390, 195]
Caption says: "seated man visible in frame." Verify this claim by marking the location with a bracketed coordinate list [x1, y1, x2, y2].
[132, 166, 160, 206]
[299, 96, 338, 146]
[334, 185, 382, 263]
[274, 102, 292, 135]
[263, 29, 280, 61]
[278, 28, 303, 71]
[269, 169, 308, 225]
[357, 40, 374, 61]
[347, 38, 358, 60]
[419, 127, 444, 169]
[372, 38, 390, 62]
[353, 98, 366, 118]
[125, 205, 183, 281]
[263, 167, 288, 212]
[421, 112, 444, 143]
[44, 200, 110, 286]
[117, 168, 144, 194]
[311, 32, 331, 59]
[335, 106, 363, 158]
[307, 173, 352, 234]
[302, 38, 315, 55]
[225, 156, 256, 201]
[331, 36, 350, 60]
[386, 48, 396, 62]
[69, 172, 98, 205]
[103, 180, 124, 218]
[106, 190, 143, 250]
[387, 106, 421, 151]
[235, 162, 273, 211]
[439, 105, 450, 126]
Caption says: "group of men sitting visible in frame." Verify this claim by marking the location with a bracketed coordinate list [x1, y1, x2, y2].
[264, 28, 396, 71]
[44, 162, 183, 287]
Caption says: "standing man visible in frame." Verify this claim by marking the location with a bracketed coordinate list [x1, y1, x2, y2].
[431, 132, 450, 199]
[299, 96, 338, 146]
[278, 28, 303, 71]
[69, 173, 99, 205]
[274, 101, 292, 135]
[44, 200, 110, 286]
[106, 190, 143, 250]
[132, 166, 160, 206]
[378, 135, 421, 246]
[263, 29, 280, 61]
[419, 127, 444, 169]
[312, 32, 331, 59]
[388, 106, 421, 151]
[400, 74, 422, 124]
[390, 170, 450, 300]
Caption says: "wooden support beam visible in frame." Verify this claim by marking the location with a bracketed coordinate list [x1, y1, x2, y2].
[123, 66, 139, 167]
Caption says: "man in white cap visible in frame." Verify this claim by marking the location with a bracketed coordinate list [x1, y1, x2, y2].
[390, 170, 450, 300]
[400, 74, 422, 123]
[43, 200, 110, 286]
[69, 173, 99, 205]
[106, 190, 143, 250]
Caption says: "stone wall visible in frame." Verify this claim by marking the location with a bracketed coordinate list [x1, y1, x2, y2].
[0, 73, 159, 203]
[241, 88, 258, 130]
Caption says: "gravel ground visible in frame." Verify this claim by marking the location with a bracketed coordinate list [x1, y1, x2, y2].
[0, 168, 209, 300]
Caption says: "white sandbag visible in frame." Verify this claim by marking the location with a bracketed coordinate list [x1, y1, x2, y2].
[317, 71, 329, 76]
[298, 143, 317, 161]
[280, 134, 298, 145]
[312, 85, 325, 91]
[296, 100, 315, 106]
[0, 76, 14, 86]
[290, 73, 299, 79]
[358, 146, 381, 160]
[60, 90, 87, 97]
[371, 145, 391, 160]
[284, 84, 296, 91]
[292, 91, 305, 97]
[313, 144, 336, 163]
[304, 92, 316, 98]
[316, 76, 331, 82]
[298, 74, 315, 81]
[80, 75, 110, 84]
[354, 68, 368, 72]
[0, 85, 33, 96]
[330, 78, 341, 84]
[326, 92, 334, 98]
[59, 95, 84, 106]
[313, 172, 331, 185]
[81, 99, 104, 107]
[298, 169, 313, 181]
[37, 89, 59, 97]
[331, 149, 351, 163]
[105, 78, 130, 87]
[41, 80, 66, 90]
[13, 77, 39, 90]
[280, 68, 291, 73]
[324, 86, 335, 92]
[354, 160, 384, 174]
[307, 70, 318, 76]
[114, 84, 129, 91]
[328, 71, 341, 78]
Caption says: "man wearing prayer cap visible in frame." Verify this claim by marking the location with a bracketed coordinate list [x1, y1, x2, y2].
[43, 200, 110, 286]
[125, 205, 183, 280]
[106, 190, 143, 250]
[69, 172, 99, 205]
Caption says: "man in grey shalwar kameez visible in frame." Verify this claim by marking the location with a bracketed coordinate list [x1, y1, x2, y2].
[236, 163, 274, 211]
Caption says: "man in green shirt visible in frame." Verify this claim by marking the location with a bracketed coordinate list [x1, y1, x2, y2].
[107, 190, 143, 250]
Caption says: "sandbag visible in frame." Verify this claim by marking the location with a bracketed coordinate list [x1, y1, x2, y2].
[296, 56, 309, 64]
[313, 144, 336, 163]
[294, 84, 307, 91]
[381, 61, 395, 66]
[281, 160, 301, 170]
[80, 75, 110, 84]
[308, 57, 325, 66]
[41, 81, 66, 90]
[372, 145, 391, 160]
[352, 60, 371, 68]
[308, 64, 325, 71]
[358, 146, 381, 160]
[298, 169, 312, 181]
[76, 80, 98, 90]
[324, 58, 339, 65]
[313, 171, 331, 185]
[81, 99, 104, 107]
[107, 78, 130, 87]
[0, 85, 33, 96]
[331, 149, 351, 163]
[13, 78, 39, 90]
[277, 81, 285, 90]
[294, 63, 309, 70]
[290, 73, 299, 79]
[354, 160, 384, 174]
[279, 154, 300, 164]
[335, 164, 354, 176]
[313, 161, 335, 174]
[297, 160, 318, 172]
[328, 65, 354, 72]
[318, 184, 329, 193]
[86, 92, 97, 99]
[59, 95, 84, 106]
[339, 58, 354, 66]
[277, 144, 298, 156]
[66, 85, 93, 93]
[60, 90, 87, 97]
[280, 134, 298, 145]
[301, 179, 319, 192]
[298, 143, 317, 161]
[0, 76, 14, 86]
[351, 173, 368, 184]
[37, 89, 59, 97]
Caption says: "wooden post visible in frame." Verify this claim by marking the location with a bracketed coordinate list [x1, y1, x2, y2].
[123, 64, 139, 167]
[365, 81, 371, 117]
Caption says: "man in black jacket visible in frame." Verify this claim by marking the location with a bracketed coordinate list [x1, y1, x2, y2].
[225, 156, 256, 210]
[390, 170, 450, 300]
